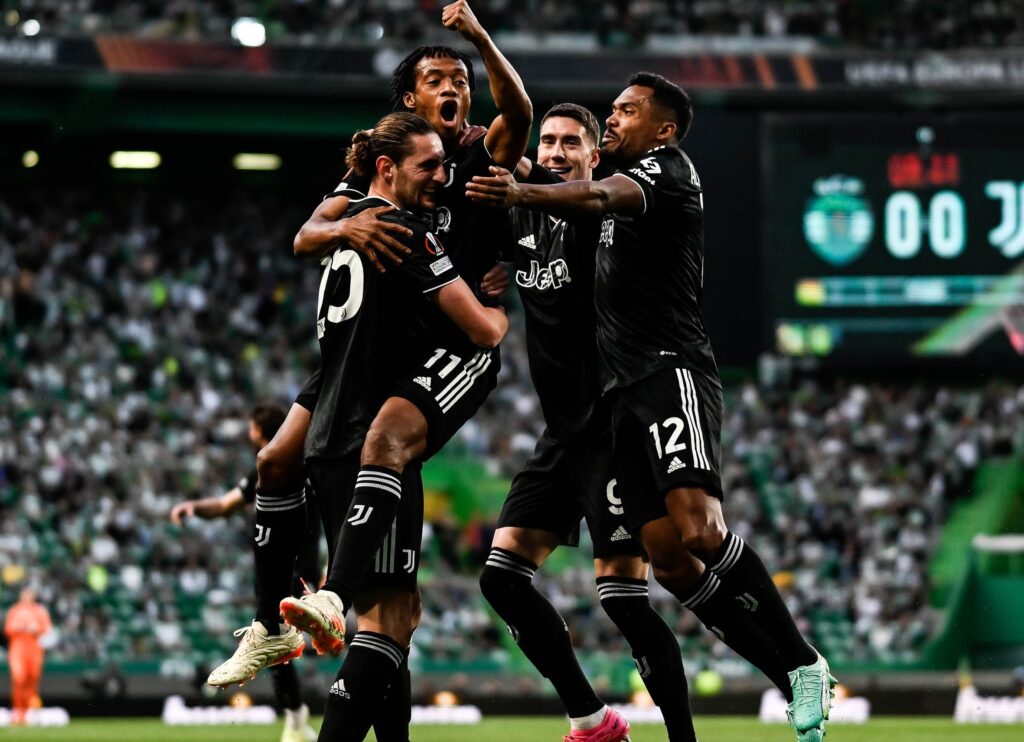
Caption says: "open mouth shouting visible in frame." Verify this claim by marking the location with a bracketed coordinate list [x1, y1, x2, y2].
[439, 99, 460, 127]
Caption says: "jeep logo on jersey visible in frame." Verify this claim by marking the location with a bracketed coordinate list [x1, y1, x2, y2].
[516, 258, 571, 291]
[424, 232, 445, 256]
[598, 217, 615, 248]
[434, 206, 452, 234]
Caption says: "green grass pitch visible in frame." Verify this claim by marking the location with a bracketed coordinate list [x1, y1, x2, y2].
[7, 717, 1023, 741]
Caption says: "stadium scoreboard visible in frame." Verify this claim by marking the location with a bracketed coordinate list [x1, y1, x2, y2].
[763, 115, 1024, 361]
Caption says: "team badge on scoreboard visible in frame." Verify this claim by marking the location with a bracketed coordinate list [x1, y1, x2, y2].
[802, 175, 875, 267]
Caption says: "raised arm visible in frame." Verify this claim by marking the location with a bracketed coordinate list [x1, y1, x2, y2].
[443, 0, 532, 169]
[466, 166, 646, 219]
[433, 278, 509, 348]
[294, 193, 414, 271]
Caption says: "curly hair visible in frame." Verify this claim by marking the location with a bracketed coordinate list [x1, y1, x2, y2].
[389, 45, 476, 112]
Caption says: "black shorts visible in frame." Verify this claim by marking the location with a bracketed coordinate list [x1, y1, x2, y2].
[610, 367, 723, 534]
[294, 368, 321, 413]
[393, 345, 500, 459]
[498, 410, 644, 560]
[305, 456, 424, 592]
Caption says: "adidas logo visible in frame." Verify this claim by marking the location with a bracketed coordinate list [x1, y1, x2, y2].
[610, 525, 631, 542]
[329, 679, 350, 699]
[667, 456, 685, 473]
[518, 234, 537, 249]
[413, 376, 431, 391]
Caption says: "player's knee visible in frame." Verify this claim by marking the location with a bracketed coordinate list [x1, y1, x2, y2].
[409, 591, 423, 633]
[256, 444, 299, 492]
[646, 539, 702, 597]
[361, 425, 425, 472]
[650, 563, 700, 600]
[680, 521, 727, 562]
[391, 624, 416, 648]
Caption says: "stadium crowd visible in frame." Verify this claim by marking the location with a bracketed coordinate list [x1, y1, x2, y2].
[1, 186, 1021, 683]
[6, 0, 1024, 49]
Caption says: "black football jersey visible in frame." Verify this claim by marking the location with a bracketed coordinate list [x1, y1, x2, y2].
[594, 145, 719, 390]
[305, 197, 461, 461]
[335, 141, 504, 288]
[432, 138, 507, 287]
[512, 163, 602, 436]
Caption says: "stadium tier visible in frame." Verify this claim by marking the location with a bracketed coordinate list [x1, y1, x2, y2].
[3, 1, 1024, 49]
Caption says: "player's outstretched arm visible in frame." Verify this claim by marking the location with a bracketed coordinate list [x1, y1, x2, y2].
[294, 196, 413, 271]
[467, 166, 645, 219]
[442, 0, 532, 169]
[434, 278, 509, 348]
[169, 489, 246, 524]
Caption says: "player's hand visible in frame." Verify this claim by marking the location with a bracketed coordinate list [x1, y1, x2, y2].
[341, 205, 413, 273]
[170, 501, 196, 526]
[480, 262, 509, 298]
[457, 124, 488, 149]
[442, 0, 486, 43]
[466, 165, 519, 208]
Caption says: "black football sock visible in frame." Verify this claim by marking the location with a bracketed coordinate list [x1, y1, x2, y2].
[680, 570, 794, 700]
[597, 576, 697, 742]
[372, 648, 411, 742]
[479, 548, 603, 718]
[317, 631, 404, 742]
[291, 486, 322, 596]
[707, 532, 817, 671]
[254, 485, 308, 634]
[321, 466, 403, 609]
[269, 662, 302, 712]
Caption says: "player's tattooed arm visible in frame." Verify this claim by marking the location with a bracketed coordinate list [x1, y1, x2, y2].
[467, 166, 645, 219]
[442, 0, 532, 170]
[293, 196, 413, 272]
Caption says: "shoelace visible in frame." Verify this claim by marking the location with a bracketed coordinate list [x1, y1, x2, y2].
[793, 670, 823, 702]
[299, 578, 316, 596]
[231, 625, 255, 647]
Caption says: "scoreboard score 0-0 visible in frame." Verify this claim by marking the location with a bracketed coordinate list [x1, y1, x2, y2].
[763, 114, 1024, 362]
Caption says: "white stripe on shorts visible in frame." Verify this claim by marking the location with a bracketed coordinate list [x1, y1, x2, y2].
[435, 352, 485, 408]
[675, 369, 708, 470]
[437, 352, 492, 413]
